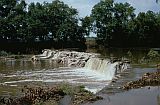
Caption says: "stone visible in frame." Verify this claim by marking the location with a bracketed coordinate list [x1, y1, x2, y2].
[122, 72, 160, 90]
[32, 49, 100, 67]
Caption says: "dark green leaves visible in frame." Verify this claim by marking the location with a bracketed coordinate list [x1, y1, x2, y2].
[0, 0, 88, 49]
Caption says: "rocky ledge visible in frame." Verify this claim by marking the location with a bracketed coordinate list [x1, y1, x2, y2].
[31, 49, 100, 67]
[122, 71, 160, 90]
[0, 84, 102, 105]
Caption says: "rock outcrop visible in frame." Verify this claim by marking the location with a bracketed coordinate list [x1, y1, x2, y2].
[122, 71, 160, 90]
[31, 49, 100, 67]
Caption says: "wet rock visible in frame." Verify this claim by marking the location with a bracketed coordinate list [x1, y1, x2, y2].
[122, 72, 160, 90]
[31, 55, 39, 61]
[110, 57, 119, 63]
[32, 49, 100, 67]
[0, 85, 103, 105]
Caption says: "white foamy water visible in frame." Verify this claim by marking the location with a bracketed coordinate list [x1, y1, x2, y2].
[1, 58, 127, 93]
[85, 58, 119, 80]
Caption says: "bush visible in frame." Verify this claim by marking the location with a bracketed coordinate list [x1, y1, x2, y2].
[0, 51, 8, 56]
[147, 49, 160, 59]
[59, 83, 74, 95]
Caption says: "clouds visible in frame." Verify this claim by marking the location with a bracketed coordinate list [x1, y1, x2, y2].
[60, 0, 99, 17]
[26, 0, 160, 17]
[26, 0, 99, 17]
[118, 0, 160, 14]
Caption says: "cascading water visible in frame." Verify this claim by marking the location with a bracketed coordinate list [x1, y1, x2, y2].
[1, 51, 129, 94]
[84, 58, 119, 80]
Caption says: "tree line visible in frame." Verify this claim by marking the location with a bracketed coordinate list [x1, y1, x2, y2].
[0, 0, 89, 52]
[0, 0, 160, 53]
[89, 0, 160, 48]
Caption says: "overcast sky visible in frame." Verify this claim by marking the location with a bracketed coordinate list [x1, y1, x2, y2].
[26, 0, 160, 17]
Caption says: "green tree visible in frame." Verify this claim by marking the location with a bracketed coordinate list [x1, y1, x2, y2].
[27, 2, 48, 41]
[90, 0, 135, 47]
[0, 0, 27, 41]
[111, 2, 135, 46]
[132, 11, 159, 46]
[0, 0, 16, 40]
[43, 0, 78, 40]
[91, 0, 114, 47]
[11, 0, 27, 41]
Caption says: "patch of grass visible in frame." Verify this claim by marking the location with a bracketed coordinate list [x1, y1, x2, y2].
[147, 49, 160, 59]
[59, 83, 74, 95]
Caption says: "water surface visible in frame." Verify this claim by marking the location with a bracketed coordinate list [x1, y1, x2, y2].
[0, 59, 111, 96]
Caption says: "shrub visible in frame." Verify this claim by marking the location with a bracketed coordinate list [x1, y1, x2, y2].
[0, 51, 8, 56]
[59, 83, 74, 95]
[147, 49, 160, 59]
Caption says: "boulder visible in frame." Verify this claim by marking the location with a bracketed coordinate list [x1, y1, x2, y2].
[31, 49, 100, 67]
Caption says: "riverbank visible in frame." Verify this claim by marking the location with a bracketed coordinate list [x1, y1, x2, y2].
[0, 49, 160, 105]
[0, 50, 130, 105]
[1, 64, 159, 105]
[84, 66, 160, 105]
[86, 86, 159, 105]
[122, 71, 160, 90]
[0, 84, 102, 105]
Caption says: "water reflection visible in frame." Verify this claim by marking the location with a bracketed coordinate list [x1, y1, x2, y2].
[0, 59, 111, 96]
[0, 59, 66, 96]
[0, 59, 64, 74]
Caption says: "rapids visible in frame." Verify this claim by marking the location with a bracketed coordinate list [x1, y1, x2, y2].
[0, 50, 129, 94]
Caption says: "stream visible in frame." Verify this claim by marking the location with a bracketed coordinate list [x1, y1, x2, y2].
[0, 57, 160, 105]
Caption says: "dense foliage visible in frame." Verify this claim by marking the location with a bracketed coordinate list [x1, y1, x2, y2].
[0, 0, 88, 53]
[89, 0, 160, 47]
[0, 0, 160, 53]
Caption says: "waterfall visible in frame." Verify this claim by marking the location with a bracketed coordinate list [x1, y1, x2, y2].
[84, 58, 119, 80]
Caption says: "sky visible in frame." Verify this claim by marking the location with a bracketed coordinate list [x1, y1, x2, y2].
[26, 0, 160, 17]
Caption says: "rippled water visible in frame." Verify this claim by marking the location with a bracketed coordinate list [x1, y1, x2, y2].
[1, 57, 160, 105]
[81, 65, 160, 105]
[0, 59, 111, 96]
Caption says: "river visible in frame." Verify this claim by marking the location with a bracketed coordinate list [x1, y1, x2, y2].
[0, 50, 160, 105]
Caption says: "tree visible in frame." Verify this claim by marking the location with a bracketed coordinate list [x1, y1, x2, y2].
[0, 0, 17, 18]
[111, 2, 135, 46]
[27, 2, 48, 41]
[91, 0, 114, 47]
[132, 11, 159, 47]
[80, 16, 93, 37]
[0, 0, 27, 41]
[11, 0, 27, 41]
[90, 0, 135, 47]
[0, 0, 16, 40]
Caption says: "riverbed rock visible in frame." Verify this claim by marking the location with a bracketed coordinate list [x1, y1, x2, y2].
[31, 49, 100, 67]
[0, 85, 103, 105]
[31, 55, 39, 61]
[122, 72, 160, 90]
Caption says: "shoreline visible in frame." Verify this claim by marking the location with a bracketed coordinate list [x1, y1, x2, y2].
[85, 66, 160, 105]
[85, 86, 159, 105]
[0, 52, 160, 105]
